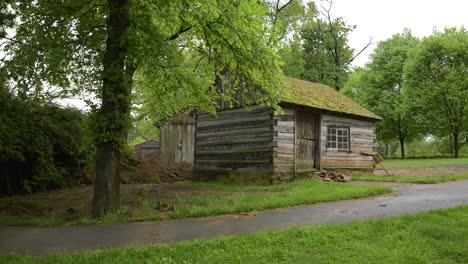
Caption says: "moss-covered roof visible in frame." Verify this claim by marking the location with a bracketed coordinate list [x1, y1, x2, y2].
[281, 77, 382, 120]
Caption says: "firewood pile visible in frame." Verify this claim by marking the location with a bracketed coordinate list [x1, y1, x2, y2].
[314, 170, 351, 182]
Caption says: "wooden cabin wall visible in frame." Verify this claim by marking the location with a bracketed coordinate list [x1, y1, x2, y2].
[320, 114, 376, 169]
[160, 124, 195, 164]
[194, 106, 275, 182]
[272, 109, 295, 175]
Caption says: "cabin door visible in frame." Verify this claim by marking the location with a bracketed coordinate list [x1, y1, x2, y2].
[296, 111, 319, 171]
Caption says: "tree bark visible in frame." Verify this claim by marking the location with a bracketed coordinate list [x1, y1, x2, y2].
[399, 137, 405, 160]
[453, 132, 459, 159]
[92, 0, 132, 217]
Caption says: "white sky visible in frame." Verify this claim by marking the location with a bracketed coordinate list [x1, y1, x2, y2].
[330, 0, 468, 67]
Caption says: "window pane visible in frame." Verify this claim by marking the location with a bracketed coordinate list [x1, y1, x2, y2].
[338, 137, 343, 143]
[342, 129, 348, 136]
[338, 130, 342, 136]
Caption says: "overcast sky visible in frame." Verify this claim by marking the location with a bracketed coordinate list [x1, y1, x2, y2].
[329, 0, 468, 67]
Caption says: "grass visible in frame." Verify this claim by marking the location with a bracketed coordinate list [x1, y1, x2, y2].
[3, 205, 468, 263]
[353, 173, 468, 184]
[382, 157, 468, 168]
[166, 180, 392, 219]
[0, 180, 392, 226]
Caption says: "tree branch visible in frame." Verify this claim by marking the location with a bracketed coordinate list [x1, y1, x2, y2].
[348, 37, 373, 64]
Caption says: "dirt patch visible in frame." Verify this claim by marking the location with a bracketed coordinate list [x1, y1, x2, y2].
[120, 156, 192, 184]
[374, 167, 468, 177]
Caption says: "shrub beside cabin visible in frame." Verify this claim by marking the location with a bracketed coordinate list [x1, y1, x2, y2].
[193, 77, 381, 183]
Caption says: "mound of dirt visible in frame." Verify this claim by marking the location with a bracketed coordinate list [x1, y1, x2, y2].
[120, 156, 192, 184]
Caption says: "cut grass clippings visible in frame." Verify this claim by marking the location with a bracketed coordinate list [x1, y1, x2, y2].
[0, 180, 392, 226]
[382, 157, 468, 168]
[353, 173, 468, 184]
[3, 205, 468, 263]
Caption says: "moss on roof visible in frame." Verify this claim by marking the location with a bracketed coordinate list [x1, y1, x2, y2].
[281, 77, 382, 120]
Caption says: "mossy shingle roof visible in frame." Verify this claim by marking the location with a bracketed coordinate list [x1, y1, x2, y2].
[281, 77, 382, 120]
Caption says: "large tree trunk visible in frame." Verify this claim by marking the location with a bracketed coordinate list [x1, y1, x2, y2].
[399, 137, 405, 160]
[453, 132, 459, 159]
[92, 0, 132, 217]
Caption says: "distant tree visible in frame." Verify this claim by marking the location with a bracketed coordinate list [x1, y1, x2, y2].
[343, 30, 420, 159]
[404, 27, 468, 158]
[278, 35, 305, 79]
[300, 0, 370, 90]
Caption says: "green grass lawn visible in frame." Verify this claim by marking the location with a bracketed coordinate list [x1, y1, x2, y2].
[0, 180, 392, 226]
[382, 157, 468, 168]
[353, 173, 468, 184]
[4, 205, 468, 263]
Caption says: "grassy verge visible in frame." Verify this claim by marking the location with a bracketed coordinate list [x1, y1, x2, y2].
[0, 180, 392, 226]
[382, 157, 468, 168]
[353, 173, 468, 184]
[167, 180, 392, 219]
[3, 205, 468, 263]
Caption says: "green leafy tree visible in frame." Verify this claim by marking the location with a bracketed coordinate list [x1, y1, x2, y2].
[2, 0, 285, 216]
[300, 0, 370, 90]
[343, 31, 420, 159]
[404, 27, 468, 158]
[278, 34, 305, 79]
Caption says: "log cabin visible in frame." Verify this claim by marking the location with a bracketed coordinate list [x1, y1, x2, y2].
[193, 77, 382, 183]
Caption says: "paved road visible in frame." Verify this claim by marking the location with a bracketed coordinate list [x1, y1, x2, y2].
[1, 180, 468, 256]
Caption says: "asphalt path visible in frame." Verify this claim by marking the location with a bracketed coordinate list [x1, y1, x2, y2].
[1, 180, 468, 255]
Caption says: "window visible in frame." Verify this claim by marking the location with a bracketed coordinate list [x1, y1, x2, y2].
[327, 127, 349, 150]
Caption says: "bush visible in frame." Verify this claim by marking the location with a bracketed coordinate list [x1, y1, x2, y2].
[0, 86, 90, 195]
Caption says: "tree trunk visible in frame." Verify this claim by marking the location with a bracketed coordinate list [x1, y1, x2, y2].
[92, 0, 132, 217]
[453, 132, 459, 159]
[385, 143, 389, 158]
[399, 137, 405, 160]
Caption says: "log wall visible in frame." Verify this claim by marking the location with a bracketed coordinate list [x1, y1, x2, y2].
[320, 114, 376, 169]
[193, 106, 275, 182]
[272, 109, 296, 175]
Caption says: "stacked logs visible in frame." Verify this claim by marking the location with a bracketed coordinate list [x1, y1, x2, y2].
[314, 171, 351, 182]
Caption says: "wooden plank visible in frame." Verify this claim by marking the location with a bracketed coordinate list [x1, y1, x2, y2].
[196, 141, 274, 151]
[196, 159, 272, 164]
[196, 126, 271, 138]
[196, 136, 272, 146]
[273, 125, 294, 133]
[196, 132, 273, 142]
[198, 114, 271, 128]
[196, 147, 273, 155]
[196, 119, 273, 133]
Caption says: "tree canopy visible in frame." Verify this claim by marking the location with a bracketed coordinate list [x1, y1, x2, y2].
[343, 30, 420, 159]
[404, 27, 468, 158]
[1, 0, 289, 215]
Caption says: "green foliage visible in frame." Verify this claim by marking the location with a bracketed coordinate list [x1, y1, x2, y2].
[300, 1, 356, 90]
[127, 117, 160, 146]
[278, 35, 305, 78]
[5, 205, 468, 263]
[0, 85, 87, 194]
[343, 30, 421, 158]
[404, 27, 468, 158]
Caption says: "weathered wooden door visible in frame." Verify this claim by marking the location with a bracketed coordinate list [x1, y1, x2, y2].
[296, 111, 319, 171]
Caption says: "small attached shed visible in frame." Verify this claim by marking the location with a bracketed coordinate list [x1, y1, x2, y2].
[158, 114, 195, 164]
[193, 77, 381, 183]
[134, 139, 160, 157]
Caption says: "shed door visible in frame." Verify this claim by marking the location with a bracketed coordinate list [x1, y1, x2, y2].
[296, 111, 319, 171]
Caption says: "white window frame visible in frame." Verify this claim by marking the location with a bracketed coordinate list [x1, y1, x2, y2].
[327, 127, 350, 151]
